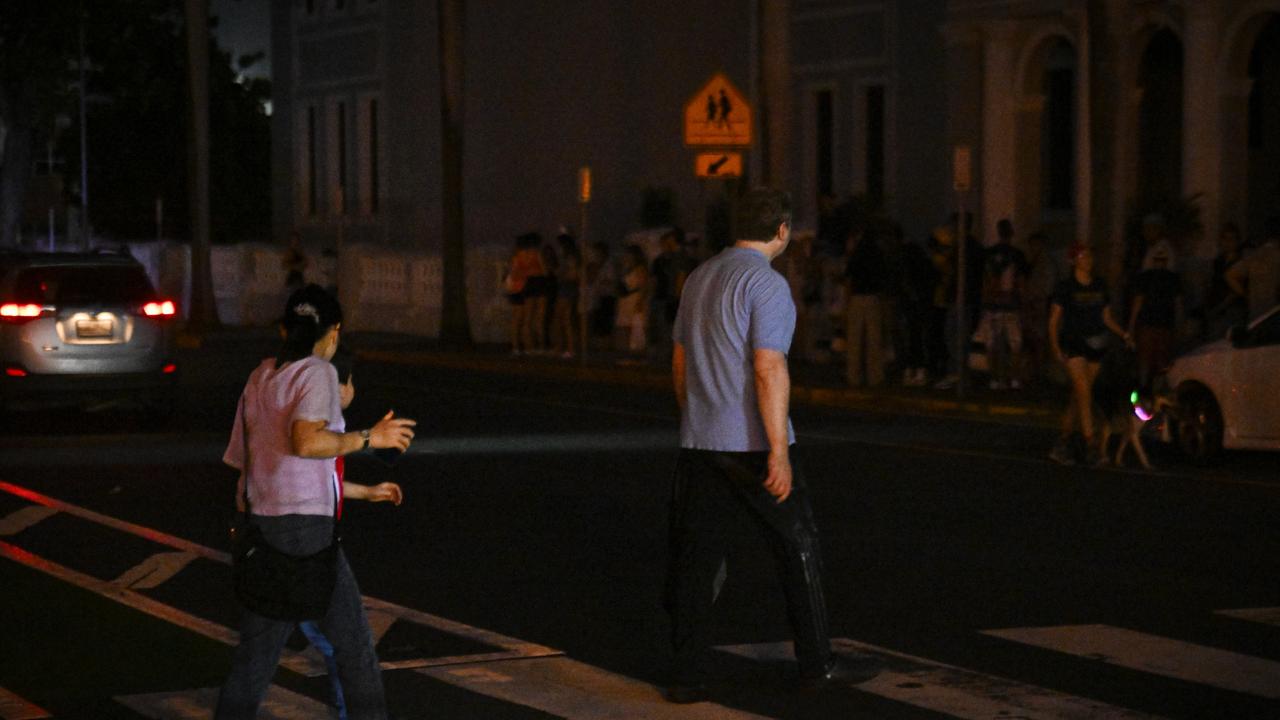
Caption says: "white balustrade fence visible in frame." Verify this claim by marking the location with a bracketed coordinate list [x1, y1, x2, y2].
[122, 240, 509, 342]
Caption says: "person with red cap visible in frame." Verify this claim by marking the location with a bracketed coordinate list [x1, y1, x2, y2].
[1047, 244, 1131, 465]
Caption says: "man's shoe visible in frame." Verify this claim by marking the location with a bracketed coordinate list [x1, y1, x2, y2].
[664, 682, 711, 704]
[1049, 438, 1075, 466]
[796, 654, 882, 690]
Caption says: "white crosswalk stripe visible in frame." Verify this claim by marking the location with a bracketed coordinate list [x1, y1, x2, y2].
[1216, 607, 1280, 627]
[10, 479, 1280, 718]
[116, 685, 333, 720]
[421, 656, 772, 719]
[983, 624, 1280, 700]
[720, 639, 1163, 719]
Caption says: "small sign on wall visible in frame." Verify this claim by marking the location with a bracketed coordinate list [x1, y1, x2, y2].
[953, 145, 972, 192]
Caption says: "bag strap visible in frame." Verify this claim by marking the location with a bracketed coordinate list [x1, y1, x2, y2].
[239, 393, 253, 518]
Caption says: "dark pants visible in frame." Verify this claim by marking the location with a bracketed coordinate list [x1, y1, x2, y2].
[215, 514, 386, 720]
[666, 448, 832, 682]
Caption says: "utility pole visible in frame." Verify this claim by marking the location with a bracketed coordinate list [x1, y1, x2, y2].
[78, 9, 89, 248]
[438, 0, 471, 345]
[185, 0, 218, 329]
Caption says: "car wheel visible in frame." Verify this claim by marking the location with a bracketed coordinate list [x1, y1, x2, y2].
[1175, 386, 1223, 464]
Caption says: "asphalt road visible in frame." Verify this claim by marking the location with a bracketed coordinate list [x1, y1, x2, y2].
[1, 345, 1278, 719]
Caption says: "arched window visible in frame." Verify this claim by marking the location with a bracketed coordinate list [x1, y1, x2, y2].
[1136, 29, 1184, 209]
[1042, 40, 1075, 211]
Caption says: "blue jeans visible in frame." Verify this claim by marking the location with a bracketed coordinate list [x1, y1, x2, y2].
[216, 514, 385, 720]
[300, 621, 347, 719]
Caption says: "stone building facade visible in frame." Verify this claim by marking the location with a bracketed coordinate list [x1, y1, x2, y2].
[269, 0, 952, 257]
[946, 0, 1280, 258]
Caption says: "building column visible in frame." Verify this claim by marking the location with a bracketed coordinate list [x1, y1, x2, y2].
[760, 0, 791, 190]
[1219, 77, 1254, 232]
[981, 21, 1017, 243]
[1013, 94, 1045, 237]
[1182, 3, 1221, 250]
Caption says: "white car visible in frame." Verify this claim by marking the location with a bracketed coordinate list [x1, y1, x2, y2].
[1164, 305, 1280, 461]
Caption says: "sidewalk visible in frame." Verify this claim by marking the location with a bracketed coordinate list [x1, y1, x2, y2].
[178, 326, 1063, 429]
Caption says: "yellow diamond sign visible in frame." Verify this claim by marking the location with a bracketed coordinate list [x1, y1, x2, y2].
[684, 73, 752, 147]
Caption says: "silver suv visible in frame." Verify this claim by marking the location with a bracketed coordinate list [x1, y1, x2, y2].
[0, 251, 178, 414]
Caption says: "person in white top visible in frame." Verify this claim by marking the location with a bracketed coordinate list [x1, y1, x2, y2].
[216, 284, 415, 720]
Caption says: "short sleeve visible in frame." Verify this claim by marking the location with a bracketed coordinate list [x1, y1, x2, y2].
[292, 360, 339, 426]
[1049, 279, 1069, 309]
[749, 273, 796, 353]
[672, 297, 688, 345]
[223, 391, 246, 471]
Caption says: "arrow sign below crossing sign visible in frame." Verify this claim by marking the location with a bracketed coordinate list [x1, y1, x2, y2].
[684, 73, 752, 147]
[695, 152, 743, 178]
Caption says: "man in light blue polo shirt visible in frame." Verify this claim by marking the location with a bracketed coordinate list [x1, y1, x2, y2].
[665, 188, 861, 703]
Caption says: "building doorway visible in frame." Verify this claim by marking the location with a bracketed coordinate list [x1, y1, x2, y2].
[1247, 15, 1280, 241]
[1015, 36, 1077, 245]
[1135, 29, 1184, 211]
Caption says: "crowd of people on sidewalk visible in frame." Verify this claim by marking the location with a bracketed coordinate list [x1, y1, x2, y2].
[503, 226, 698, 363]
[502, 204, 1280, 405]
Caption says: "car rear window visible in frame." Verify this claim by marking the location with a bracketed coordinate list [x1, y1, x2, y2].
[14, 265, 156, 306]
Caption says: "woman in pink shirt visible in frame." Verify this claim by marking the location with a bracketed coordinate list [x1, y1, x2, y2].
[216, 285, 415, 720]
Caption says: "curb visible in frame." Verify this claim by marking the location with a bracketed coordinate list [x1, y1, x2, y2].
[359, 348, 1059, 429]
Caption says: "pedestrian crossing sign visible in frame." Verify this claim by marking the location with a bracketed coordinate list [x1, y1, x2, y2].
[684, 73, 752, 147]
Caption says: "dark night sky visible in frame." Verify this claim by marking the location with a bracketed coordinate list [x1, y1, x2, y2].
[211, 0, 271, 80]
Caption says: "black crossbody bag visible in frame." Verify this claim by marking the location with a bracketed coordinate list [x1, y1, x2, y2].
[231, 396, 340, 621]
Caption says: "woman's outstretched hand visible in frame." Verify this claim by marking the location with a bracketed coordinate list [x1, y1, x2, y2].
[343, 481, 404, 505]
[370, 410, 416, 451]
[365, 482, 403, 505]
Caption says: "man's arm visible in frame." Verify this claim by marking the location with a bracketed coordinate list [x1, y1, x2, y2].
[753, 348, 792, 503]
[1225, 260, 1248, 299]
[672, 342, 687, 411]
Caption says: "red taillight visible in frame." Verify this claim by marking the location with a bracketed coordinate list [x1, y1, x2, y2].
[0, 303, 45, 323]
[162, 363, 177, 374]
[4, 367, 27, 377]
[142, 300, 177, 317]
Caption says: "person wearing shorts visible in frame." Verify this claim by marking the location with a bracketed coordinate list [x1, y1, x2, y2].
[1047, 244, 1131, 465]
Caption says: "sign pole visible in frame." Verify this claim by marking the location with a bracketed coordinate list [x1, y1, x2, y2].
[951, 145, 972, 399]
[955, 197, 967, 399]
[578, 167, 591, 366]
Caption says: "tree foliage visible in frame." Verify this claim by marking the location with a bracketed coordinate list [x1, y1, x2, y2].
[0, 0, 270, 246]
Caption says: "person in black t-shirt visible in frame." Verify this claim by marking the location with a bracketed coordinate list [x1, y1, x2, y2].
[1047, 244, 1130, 465]
[1126, 245, 1182, 391]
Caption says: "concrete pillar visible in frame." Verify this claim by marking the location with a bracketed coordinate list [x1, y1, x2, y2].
[1013, 94, 1045, 237]
[1219, 77, 1254, 232]
[760, 0, 791, 190]
[981, 21, 1017, 243]
[1182, 3, 1221, 248]
[1073, 8, 1092, 249]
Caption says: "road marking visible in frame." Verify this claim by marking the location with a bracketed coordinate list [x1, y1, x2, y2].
[721, 639, 1161, 719]
[0, 481, 562, 677]
[983, 624, 1280, 699]
[1216, 607, 1280, 627]
[115, 685, 333, 719]
[0, 688, 50, 720]
[0, 506, 58, 536]
[0, 481, 229, 563]
[420, 656, 773, 719]
[113, 551, 198, 590]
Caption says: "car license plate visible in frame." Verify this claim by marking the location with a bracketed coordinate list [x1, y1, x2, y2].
[76, 318, 114, 338]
